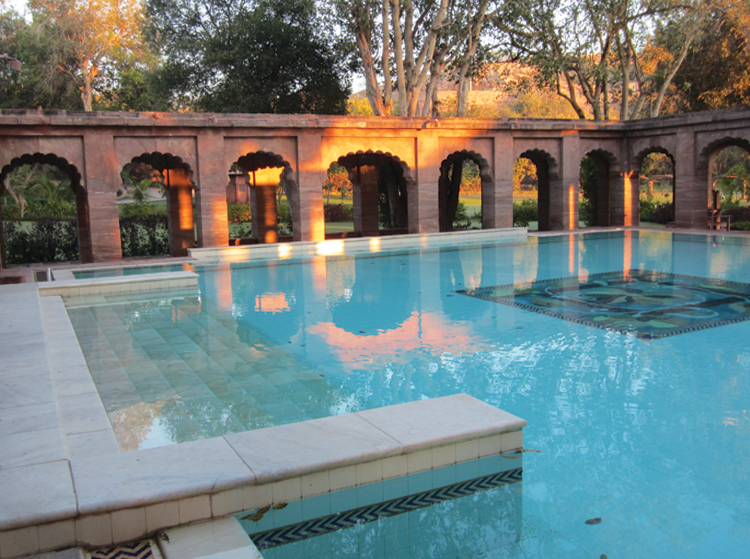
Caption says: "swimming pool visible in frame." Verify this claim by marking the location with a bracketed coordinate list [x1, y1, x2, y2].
[64, 230, 750, 557]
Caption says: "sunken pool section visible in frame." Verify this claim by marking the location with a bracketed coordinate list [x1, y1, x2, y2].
[59, 230, 750, 558]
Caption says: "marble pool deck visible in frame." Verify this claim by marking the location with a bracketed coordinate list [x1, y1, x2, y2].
[0, 229, 530, 559]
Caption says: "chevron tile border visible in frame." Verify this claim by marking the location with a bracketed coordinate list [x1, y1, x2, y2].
[249, 467, 522, 549]
[90, 540, 154, 559]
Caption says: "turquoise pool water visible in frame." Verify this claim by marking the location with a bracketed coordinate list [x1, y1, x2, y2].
[65, 231, 750, 557]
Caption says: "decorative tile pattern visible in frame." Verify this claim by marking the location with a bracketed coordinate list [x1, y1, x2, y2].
[457, 270, 750, 340]
[90, 540, 154, 559]
[248, 467, 522, 549]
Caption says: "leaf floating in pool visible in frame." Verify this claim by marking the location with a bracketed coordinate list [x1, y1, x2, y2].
[501, 448, 540, 459]
[585, 517, 602, 525]
[273, 502, 288, 510]
[601, 555, 608, 559]
[242, 505, 270, 522]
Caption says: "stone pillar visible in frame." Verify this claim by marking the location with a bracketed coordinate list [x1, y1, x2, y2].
[165, 168, 194, 257]
[411, 133, 439, 234]
[195, 130, 229, 248]
[83, 131, 123, 262]
[250, 180, 278, 243]
[0, 211, 5, 269]
[484, 133, 513, 229]
[559, 134, 581, 231]
[294, 131, 325, 242]
[75, 189, 94, 263]
[352, 165, 380, 237]
[608, 173, 622, 226]
[674, 129, 706, 228]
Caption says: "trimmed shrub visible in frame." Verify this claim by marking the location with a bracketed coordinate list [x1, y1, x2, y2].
[724, 206, 750, 224]
[277, 203, 292, 227]
[513, 200, 538, 227]
[730, 221, 750, 231]
[119, 215, 169, 257]
[652, 202, 675, 224]
[118, 201, 167, 218]
[3, 219, 79, 264]
[640, 198, 657, 222]
[324, 204, 353, 222]
[228, 203, 253, 223]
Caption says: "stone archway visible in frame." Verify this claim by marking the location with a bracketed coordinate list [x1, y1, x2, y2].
[634, 147, 675, 224]
[234, 151, 295, 244]
[697, 137, 750, 210]
[124, 152, 196, 257]
[581, 149, 620, 227]
[334, 151, 413, 237]
[438, 150, 492, 232]
[0, 152, 91, 267]
[517, 149, 559, 231]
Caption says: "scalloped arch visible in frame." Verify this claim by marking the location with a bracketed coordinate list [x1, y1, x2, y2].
[235, 150, 296, 186]
[127, 151, 196, 189]
[335, 150, 414, 185]
[440, 150, 493, 181]
[0, 152, 83, 193]
[517, 148, 559, 177]
[696, 136, 750, 176]
[632, 147, 674, 171]
[584, 149, 620, 174]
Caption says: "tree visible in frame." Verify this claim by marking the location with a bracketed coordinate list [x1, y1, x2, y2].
[335, 0, 497, 117]
[667, 0, 750, 113]
[493, 0, 710, 120]
[149, 0, 351, 114]
[26, 0, 147, 111]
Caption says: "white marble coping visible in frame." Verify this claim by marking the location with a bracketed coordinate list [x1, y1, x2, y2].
[37, 271, 199, 298]
[0, 289, 526, 559]
[160, 517, 263, 559]
[189, 228, 527, 264]
[51, 259, 197, 282]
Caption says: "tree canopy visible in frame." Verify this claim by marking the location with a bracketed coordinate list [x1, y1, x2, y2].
[0, 0, 746, 118]
[148, 0, 351, 113]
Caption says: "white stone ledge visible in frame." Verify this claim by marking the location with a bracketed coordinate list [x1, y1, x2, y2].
[189, 228, 527, 264]
[38, 271, 198, 297]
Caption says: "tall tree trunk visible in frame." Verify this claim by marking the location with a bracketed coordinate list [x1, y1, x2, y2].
[356, 26, 387, 115]
[456, 0, 490, 117]
[382, 0, 392, 113]
[80, 58, 94, 111]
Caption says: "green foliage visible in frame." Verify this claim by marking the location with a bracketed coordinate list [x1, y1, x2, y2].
[669, 1, 750, 113]
[118, 201, 167, 218]
[1, 164, 76, 219]
[277, 202, 292, 235]
[730, 221, 750, 231]
[323, 204, 353, 222]
[513, 200, 538, 227]
[149, 0, 351, 114]
[2, 219, 79, 264]
[228, 204, 253, 223]
[640, 198, 657, 222]
[119, 215, 169, 257]
[579, 156, 597, 227]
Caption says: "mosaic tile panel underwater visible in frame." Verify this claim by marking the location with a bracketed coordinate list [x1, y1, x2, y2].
[456, 269, 750, 340]
[247, 467, 523, 549]
[90, 541, 154, 559]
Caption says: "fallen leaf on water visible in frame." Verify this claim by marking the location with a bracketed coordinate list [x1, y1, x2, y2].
[585, 517, 602, 525]
[241, 505, 270, 522]
[273, 502, 288, 510]
[500, 448, 541, 459]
